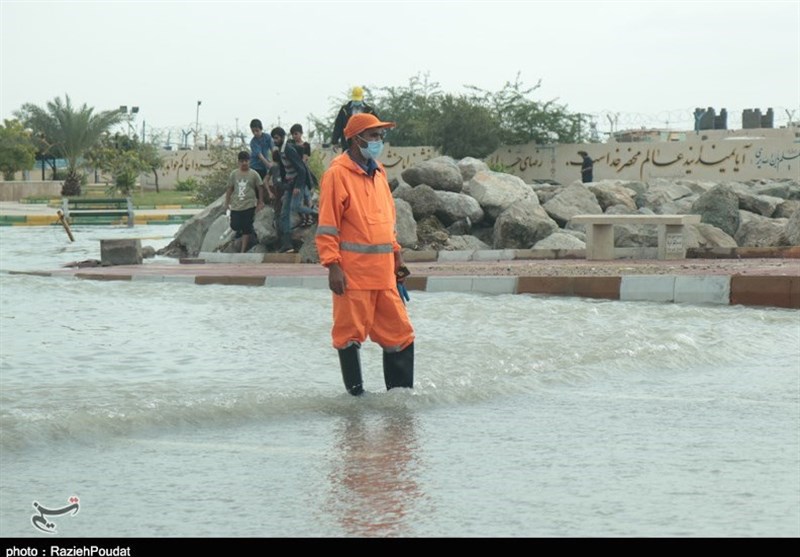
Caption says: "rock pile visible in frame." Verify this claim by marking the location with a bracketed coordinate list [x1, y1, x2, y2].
[159, 155, 800, 261]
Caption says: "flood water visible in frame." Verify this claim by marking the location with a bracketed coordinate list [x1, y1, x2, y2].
[1, 225, 798, 537]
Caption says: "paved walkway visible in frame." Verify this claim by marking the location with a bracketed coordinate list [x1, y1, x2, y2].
[3, 201, 798, 309]
[9, 251, 798, 310]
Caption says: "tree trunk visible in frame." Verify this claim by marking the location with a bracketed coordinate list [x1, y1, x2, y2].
[62, 169, 82, 196]
[152, 167, 159, 193]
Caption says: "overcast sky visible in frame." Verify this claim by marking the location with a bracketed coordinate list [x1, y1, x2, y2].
[1, 0, 798, 144]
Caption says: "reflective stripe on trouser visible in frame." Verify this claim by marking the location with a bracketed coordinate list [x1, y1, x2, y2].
[332, 288, 414, 352]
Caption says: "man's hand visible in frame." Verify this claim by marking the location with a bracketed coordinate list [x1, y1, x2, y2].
[256, 200, 265, 212]
[328, 263, 346, 295]
[395, 264, 410, 283]
[394, 252, 409, 283]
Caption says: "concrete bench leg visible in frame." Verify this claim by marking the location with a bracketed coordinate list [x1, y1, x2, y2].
[658, 224, 687, 259]
[586, 223, 614, 260]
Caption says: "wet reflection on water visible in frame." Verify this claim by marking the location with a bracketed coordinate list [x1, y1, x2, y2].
[326, 408, 424, 537]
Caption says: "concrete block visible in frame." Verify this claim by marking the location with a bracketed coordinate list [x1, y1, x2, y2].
[300, 276, 329, 289]
[620, 275, 676, 303]
[553, 250, 586, 260]
[437, 250, 474, 262]
[426, 276, 474, 293]
[198, 252, 263, 264]
[730, 275, 800, 309]
[471, 276, 518, 295]
[404, 276, 428, 291]
[131, 274, 196, 284]
[76, 273, 131, 281]
[263, 253, 301, 264]
[517, 276, 573, 296]
[674, 275, 730, 305]
[572, 276, 621, 300]
[402, 250, 438, 262]
[472, 249, 516, 262]
[194, 276, 266, 287]
[100, 239, 142, 266]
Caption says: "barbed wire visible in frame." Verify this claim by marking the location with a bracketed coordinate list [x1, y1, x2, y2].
[585, 106, 798, 135]
[130, 105, 799, 147]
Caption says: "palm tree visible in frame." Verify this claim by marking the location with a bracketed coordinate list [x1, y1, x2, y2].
[16, 95, 123, 196]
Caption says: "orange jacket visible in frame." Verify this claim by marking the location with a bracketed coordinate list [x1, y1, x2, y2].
[315, 153, 400, 290]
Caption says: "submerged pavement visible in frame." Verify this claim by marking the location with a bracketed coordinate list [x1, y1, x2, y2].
[8, 249, 799, 310]
[3, 201, 798, 309]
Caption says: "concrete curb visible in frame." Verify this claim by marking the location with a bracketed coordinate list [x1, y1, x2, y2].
[8, 269, 798, 309]
[0, 214, 194, 226]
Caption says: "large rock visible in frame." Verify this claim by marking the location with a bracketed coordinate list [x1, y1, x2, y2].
[416, 215, 449, 249]
[463, 170, 536, 222]
[656, 195, 699, 215]
[200, 214, 235, 252]
[686, 223, 738, 249]
[601, 205, 659, 248]
[434, 190, 484, 226]
[159, 195, 226, 258]
[774, 199, 800, 219]
[532, 184, 562, 205]
[401, 156, 464, 192]
[445, 235, 491, 251]
[750, 180, 800, 200]
[734, 190, 784, 217]
[298, 227, 320, 263]
[665, 179, 715, 196]
[542, 183, 602, 227]
[735, 210, 788, 247]
[492, 199, 559, 249]
[785, 208, 800, 245]
[691, 184, 740, 237]
[533, 232, 586, 250]
[637, 181, 694, 212]
[393, 183, 440, 220]
[588, 182, 638, 211]
[394, 198, 418, 248]
[457, 157, 490, 182]
[252, 206, 279, 247]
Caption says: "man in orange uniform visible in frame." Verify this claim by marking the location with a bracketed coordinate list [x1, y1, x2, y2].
[315, 113, 415, 396]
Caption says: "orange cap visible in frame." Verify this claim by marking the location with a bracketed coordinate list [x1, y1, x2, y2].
[344, 113, 396, 139]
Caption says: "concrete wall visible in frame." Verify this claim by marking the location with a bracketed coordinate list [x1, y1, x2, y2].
[0, 181, 62, 201]
[137, 145, 440, 189]
[175, 132, 798, 187]
[4, 126, 797, 200]
[487, 133, 800, 184]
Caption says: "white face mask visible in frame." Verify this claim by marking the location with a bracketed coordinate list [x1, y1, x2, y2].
[357, 135, 384, 160]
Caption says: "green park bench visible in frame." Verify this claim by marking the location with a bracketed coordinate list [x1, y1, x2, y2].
[61, 197, 135, 227]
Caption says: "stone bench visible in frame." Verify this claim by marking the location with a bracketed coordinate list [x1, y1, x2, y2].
[570, 214, 702, 260]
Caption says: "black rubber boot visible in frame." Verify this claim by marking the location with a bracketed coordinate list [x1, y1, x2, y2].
[338, 345, 364, 396]
[383, 342, 414, 390]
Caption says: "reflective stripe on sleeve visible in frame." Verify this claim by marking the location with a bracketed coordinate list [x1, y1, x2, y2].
[316, 226, 339, 236]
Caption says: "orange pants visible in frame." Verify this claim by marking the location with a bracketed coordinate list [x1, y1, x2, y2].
[332, 288, 415, 352]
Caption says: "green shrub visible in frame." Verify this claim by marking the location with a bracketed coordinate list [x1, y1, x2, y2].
[487, 161, 509, 173]
[307, 150, 326, 193]
[175, 177, 199, 192]
[194, 146, 239, 205]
